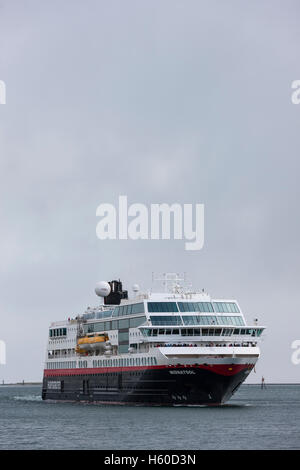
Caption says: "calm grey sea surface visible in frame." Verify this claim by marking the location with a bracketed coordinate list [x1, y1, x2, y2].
[0, 384, 299, 449]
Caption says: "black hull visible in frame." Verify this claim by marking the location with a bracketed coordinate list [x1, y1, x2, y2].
[42, 365, 252, 405]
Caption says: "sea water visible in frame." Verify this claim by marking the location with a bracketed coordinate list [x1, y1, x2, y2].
[0, 384, 299, 449]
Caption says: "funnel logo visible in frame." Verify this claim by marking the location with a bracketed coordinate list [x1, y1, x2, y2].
[0, 80, 6, 104]
[96, 196, 204, 251]
[0, 340, 6, 365]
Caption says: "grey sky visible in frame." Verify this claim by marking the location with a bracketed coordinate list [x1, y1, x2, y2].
[0, 0, 299, 382]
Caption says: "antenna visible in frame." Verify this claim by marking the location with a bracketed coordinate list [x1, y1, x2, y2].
[151, 272, 186, 293]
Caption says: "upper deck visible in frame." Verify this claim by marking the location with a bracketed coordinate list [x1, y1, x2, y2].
[49, 291, 264, 338]
[45, 275, 265, 372]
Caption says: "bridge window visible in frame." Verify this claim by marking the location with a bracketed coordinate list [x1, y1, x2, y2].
[223, 328, 233, 336]
[147, 302, 178, 313]
[217, 316, 244, 326]
[178, 302, 214, 313]
[182, 315, 218, 325]
[150, 315, 182, 325]
[213, 302, 240, 313]
[113, 303, 145, 317]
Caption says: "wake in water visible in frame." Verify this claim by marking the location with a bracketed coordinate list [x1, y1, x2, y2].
[12, 395, 42, 402]
[182, 403, 252, 408]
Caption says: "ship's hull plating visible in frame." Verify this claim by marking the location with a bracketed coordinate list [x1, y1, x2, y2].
[42, 363, 254, 405]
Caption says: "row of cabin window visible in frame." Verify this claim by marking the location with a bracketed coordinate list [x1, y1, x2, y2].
[178, 302, 214, 313]
[84, 310, 114, 320]
[148, 301, 240, 313]
[182, 315, 244, 326]
[46, 357, 157, 369]
[84, 314, 244, 335]
[149, 315, 245, 326]
[46, 361, 76, 369]
[83, 301, 240, 321]
[142, 328, 262, 337]
[48, 349, 75, 358]
[84, 315, 146, 334]
[92, 356, 157, 367]
[83, 303, 145, 321]
[49, 328, 67, 338]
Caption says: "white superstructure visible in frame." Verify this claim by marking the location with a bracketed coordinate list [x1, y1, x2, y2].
[45, 273, 265, 373]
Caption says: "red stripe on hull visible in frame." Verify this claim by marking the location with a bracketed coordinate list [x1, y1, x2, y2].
[43, 363, 253, 378]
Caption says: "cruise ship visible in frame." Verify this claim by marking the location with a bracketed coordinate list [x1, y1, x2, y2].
[42, 274, 265, 405]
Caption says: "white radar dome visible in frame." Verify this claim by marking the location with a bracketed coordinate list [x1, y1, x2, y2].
[95, 281, 111, 297]
[132, 284, 140, 293]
